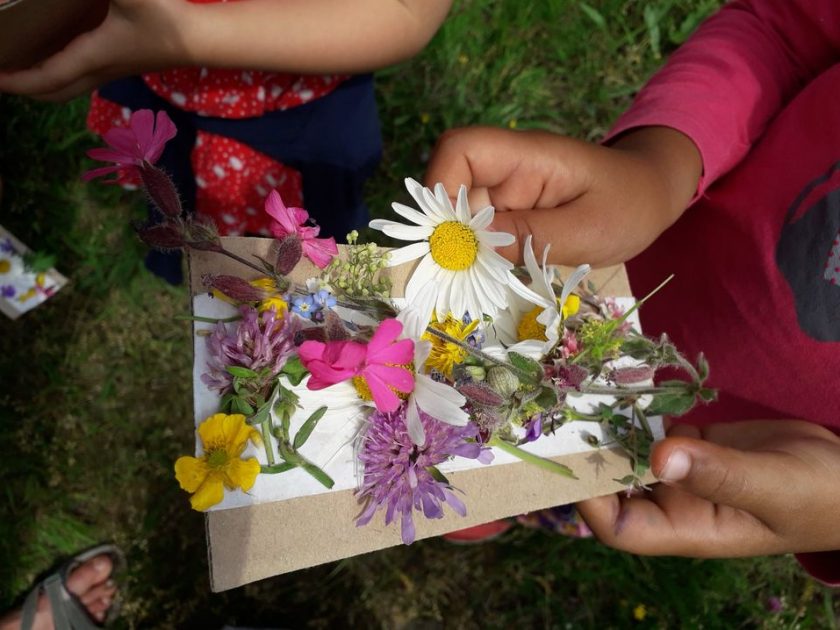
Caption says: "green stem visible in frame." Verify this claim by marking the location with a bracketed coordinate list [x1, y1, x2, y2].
[217, 247, 274, 277]
[260, 418, 276, 466]
[260, 462, 295, 474]
[614, 273, 674, 327]
[424, 327, 537, 384]
[488, 436, 578, 479]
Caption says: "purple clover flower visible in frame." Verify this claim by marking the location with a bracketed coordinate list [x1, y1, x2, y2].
[356, 405, 493, 544]
[201, 305, 300, 393]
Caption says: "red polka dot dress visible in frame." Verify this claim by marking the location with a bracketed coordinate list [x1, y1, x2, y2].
[87, 0, 347, 236]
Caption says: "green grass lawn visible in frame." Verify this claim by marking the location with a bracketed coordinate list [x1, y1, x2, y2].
[1, 1, 837, 628]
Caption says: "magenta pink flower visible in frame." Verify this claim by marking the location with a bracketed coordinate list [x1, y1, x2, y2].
[299, 318, 415, 412]
[264, 190, 338, 269]
[82, 109, 176, 183]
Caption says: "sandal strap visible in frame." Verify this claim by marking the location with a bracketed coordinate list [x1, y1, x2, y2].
[20, 572, 104, 630]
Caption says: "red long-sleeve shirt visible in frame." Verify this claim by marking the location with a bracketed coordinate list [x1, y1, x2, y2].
[607, 0, 840, 585]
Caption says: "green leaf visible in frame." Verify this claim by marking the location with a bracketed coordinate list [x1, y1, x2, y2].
[426, 465, 450, 485]
[614, 474, 640, 487]
[281, 356, 308, 386]
[646, 392, 695, 417]
[301, 462, 335, 489]
[698, 387, 717, 403]
[578, 2, 606, 29]
[507, 352, 543, 382]
[293, 406, 328, 450]
[226, 366, 259, 378]
[249, 398, 273, 426]
[260, 462, 296, 474]
[697, 353, 710, 381]
[533, 386, 558, 411]
[219, 392, 236, 413]
[231, 397, 255, 416]
[644, 4, 662, 58]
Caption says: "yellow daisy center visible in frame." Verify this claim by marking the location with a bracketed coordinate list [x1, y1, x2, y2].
[0, 260, 10, 273]
[423, 315, 480, 377]
[429, 221, 478, 271]
[517, 306, 547, 342]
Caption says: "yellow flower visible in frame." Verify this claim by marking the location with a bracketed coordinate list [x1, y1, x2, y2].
[633, 604, 647, 621]
[0, 259, 10, 273]
[174, 413, 262, 511]
[561, 294, 580, 319]
[251, 277, 288, 314]
[508, 119, 517, 129]
[422, 314, 479, 378]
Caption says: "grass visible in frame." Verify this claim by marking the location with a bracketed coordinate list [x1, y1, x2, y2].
[0, 0, 837, 628]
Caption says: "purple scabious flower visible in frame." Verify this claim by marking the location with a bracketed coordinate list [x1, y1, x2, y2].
[356, 405, 493, 544]
[202, 305, 300, 393]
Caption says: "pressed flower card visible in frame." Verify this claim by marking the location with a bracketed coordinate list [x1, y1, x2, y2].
[0, 226, 67, 320]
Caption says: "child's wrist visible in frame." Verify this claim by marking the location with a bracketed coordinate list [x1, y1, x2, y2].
[611, 126, 702, 222]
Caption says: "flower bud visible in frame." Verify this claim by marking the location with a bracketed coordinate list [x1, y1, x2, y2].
[185, 215, 223, 252]
[486, 366, 520, 398]
[203, 274, 265, 302]
[274, 235, 303, 276]
[458, 381, 505, 407]
[464, 365, 486, 381]
[135, 222, 186, 251]
[140, 164, 182, 218]
[611, 365, 655, 385]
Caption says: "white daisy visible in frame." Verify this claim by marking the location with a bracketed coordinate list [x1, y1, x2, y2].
[502, 235, 591, 358]
[370, 178, 522, 320]
[396, 283, 469, 446]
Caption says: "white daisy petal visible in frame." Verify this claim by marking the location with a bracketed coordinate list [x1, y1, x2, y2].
[469, 205, 495, 230]
[435, 268, 454, 318]
[422, 186, 452, 221]
[405, 253, 438, 303]
[479, 230, 516, 248]
[505, 339, 546, 360]
[391, 202, 438, 226]
[406, 399, 426, 445]
[559, 264, 592, 314]
[455, 185, 471, 224]
[434, 183, 457, 217]
[386, 241, 431, 267]
[507, 270, 551, 308]
[471, 261, 507, 307]
[415, 376, 469, 426]
[450, 272, 467, 320]
[405, 177, 437, 218]
[481, 246, 515, 272]
[378, 222, 434, 241]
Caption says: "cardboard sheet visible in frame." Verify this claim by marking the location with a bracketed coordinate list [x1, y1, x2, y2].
[190, 237, 653, 591]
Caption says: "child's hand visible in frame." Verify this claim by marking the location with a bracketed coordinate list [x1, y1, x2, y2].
[425, 126, 702, 266]
[0, 0, 186, 101]
[576, 420, 840, 557]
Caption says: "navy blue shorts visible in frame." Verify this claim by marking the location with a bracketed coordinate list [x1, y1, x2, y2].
[98, 74, 382, 283]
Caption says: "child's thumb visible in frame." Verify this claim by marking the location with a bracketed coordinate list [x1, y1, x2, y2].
[652, 437, 780, 518]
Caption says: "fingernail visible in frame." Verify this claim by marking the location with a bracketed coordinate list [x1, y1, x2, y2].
[658, 448, 691, 482]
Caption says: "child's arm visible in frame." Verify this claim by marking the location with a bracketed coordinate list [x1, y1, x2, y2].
[425, 0, 840, 267]
[0, 0, 452, 101]
[576, 420, 840, 561]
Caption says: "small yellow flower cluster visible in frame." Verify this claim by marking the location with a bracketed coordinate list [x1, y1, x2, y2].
[422, 314, 480, 378]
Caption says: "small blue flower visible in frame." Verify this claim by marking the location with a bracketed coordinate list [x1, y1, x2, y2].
[291, 295, 315, 319]
[313, 289, 337, 310]
[0, 239, 15, 254]
[1, 285, 15, 298]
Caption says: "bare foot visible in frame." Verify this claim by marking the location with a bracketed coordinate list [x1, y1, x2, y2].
[0, 554, 117, 630]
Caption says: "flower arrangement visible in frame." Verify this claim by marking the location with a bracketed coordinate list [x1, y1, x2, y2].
[85, 110, 715, 544]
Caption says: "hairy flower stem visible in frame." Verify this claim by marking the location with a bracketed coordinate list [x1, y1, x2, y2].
[212, 246, 274, 277]
[488, 436, 578, 479]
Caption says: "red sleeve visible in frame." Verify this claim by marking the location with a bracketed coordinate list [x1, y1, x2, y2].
[605, 0, 840, 198]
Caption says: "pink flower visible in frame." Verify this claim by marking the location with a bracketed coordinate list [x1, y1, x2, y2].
[299, 319, 415, 412]
[264, 190, 338, 269]
[82, 109, 176, 183]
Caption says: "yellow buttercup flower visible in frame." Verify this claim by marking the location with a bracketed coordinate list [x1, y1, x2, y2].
[175, 413, 262, 511]
[251, 277, 289, 314]
[561, 294, 581, 319]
